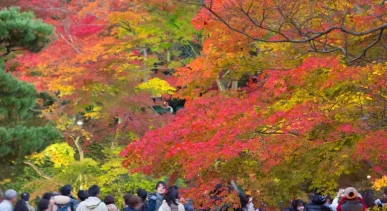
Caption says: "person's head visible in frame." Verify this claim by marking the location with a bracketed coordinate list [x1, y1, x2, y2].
[21, 192, 30, 202]
[104, 195, 115, 205]
[42, 192, 54, 200]
[171, 186, 180, 199]
[344, 187, 359, 200]
[156, 181, 167, 195]
[165, 187, 179, 206]
[362, 190, 375, 208]
[4, 189, 17, 203]
[124, 194, 132, 206]
[42, 192, 55, 209]
[78, 190, 89, 201]
[60, 185, 72, 196]
[137, 189, 148, 202]
[38, 199, 50, 211]
[292, 199, 305, 211]
[128, 195, 143, 210]
[88, 185, 101, 197]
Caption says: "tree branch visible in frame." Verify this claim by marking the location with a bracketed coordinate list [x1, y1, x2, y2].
[24, 161, 52, 180]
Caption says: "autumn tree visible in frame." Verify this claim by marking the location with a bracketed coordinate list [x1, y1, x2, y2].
[121, 0, 387, 207]
[0, 7, 59, 180]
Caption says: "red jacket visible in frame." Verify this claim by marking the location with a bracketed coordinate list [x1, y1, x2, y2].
[337, 197, 366, 211]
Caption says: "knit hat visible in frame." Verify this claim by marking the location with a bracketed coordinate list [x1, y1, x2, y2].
[344, 187, 358, 200]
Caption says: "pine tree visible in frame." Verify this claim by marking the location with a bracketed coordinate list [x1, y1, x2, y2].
[0, 7, 59, 179]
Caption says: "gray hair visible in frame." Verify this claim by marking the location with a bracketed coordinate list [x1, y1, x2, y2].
[4, 189, 17, 200]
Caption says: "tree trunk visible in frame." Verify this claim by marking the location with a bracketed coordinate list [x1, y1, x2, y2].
[216, 79, 226, 92]
[231, 81, 238, 90]
[143, 47, 148, 82]
[74, 136, 84, 161]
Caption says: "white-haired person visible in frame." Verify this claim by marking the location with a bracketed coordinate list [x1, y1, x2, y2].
[0, 189, 17, 211]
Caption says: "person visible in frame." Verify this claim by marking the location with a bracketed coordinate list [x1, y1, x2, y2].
[123, 194, 132, 211]
[337, 187, 366, 211]
[22, 193, 35, 211]
[76, 185, 108, 211]
[170, 186, 193, 211]
[137, 189, 148, 211]
[104, 195, 118, 211]
[123, 196, 143, 211]
[53, 185, 78, 211]
[42, 192, 55, 211]
[0, 189, 17, 211]
[77, 191, 88, 202]
[157, 187, 185, 211]
[331, 189, 345, 211]
[305, 193, 333, 211]
[290, 199, 305, 211]
[38, 199, 51, 211]
[381, 188, 387, 204]
[15, 192, 32, 211]
[362, 190, 379, 210]
[147, 182, 167, 211]
[243, 195, 254, 211]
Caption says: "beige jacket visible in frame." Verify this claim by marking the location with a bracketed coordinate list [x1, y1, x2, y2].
[157, 200, 185, 211]
[76, 197, 108, 211]
[107, 204, 119, 211]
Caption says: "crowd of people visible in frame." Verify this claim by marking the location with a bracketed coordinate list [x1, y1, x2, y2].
[282, 187, 387, 211]
[0, 183, 386, 211]
[0, 182, 193, 211]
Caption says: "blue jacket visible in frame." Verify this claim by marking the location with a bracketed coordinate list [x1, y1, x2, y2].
[147, 193, 164, 211]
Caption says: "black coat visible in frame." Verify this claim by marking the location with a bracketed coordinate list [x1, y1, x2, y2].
[305, 195, 333, 211]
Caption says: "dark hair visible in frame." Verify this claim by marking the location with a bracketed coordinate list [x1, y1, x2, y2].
[171, 186, 180, 198]
[137, 189, 148, 202]
[78, 190, 89, 201]
[42, 192, 54, 200]
[165, 187, 179, 206]
[156, 181, 167, 190]
[104, 195, 115, 205]
[38, 199, 50, 211]
[292, 199, 305, 209]
[88, 185, 100, 197]
[21, 192, 30, 201]
[124, 194, 132, 206]
[60, 185, 72, 196]
[362, 190, 376, 208]
[128, 196, 142, 208]
[15, 199, 29, 211]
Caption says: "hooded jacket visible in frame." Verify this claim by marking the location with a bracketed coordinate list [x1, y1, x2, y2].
[53, 195, 78, 211]
[305, 195, 333, 211]
[76, 197, 108, 211]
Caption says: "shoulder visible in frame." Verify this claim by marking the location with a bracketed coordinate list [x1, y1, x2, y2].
[100, 202, 108, 208]
[149, 194, 158, 201]
[76, 201, 85, 209]
[70, 198, 79, 204]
